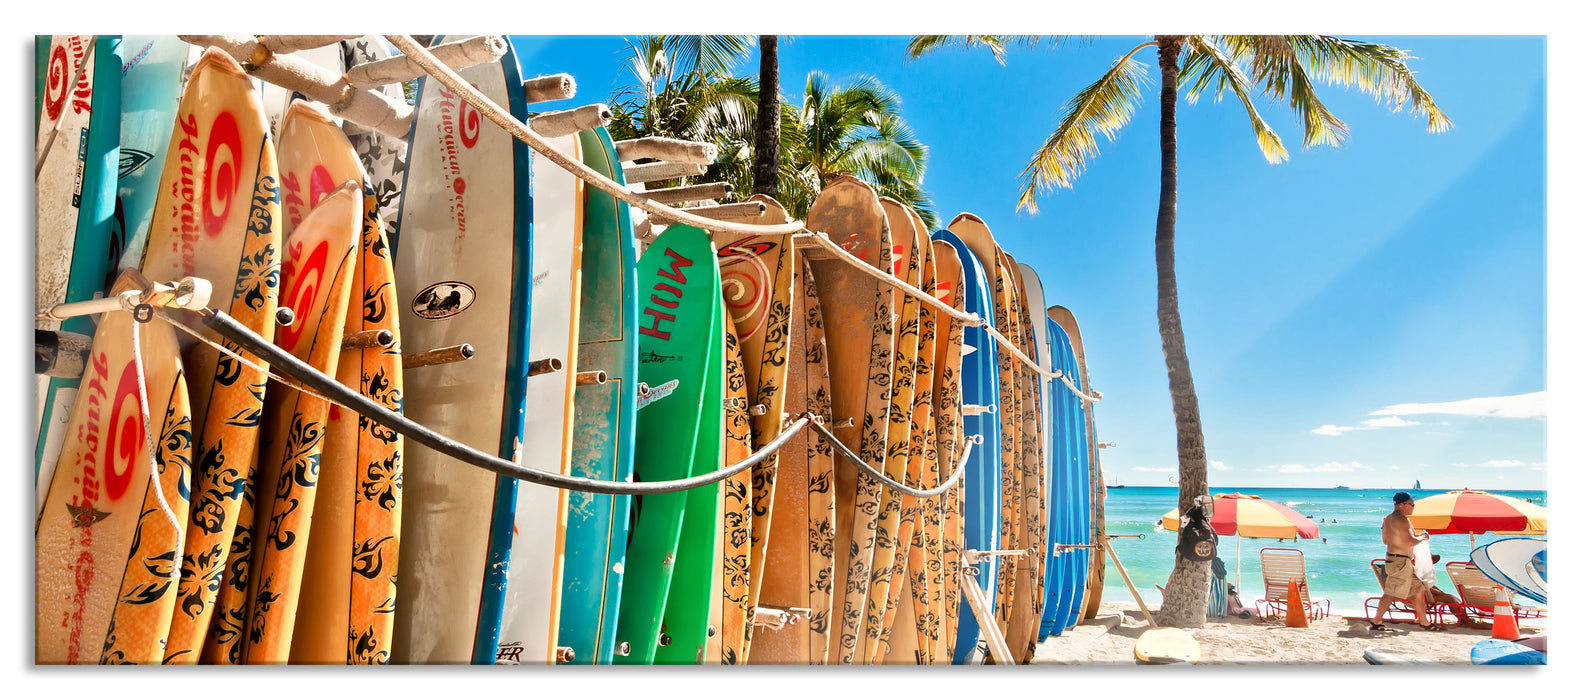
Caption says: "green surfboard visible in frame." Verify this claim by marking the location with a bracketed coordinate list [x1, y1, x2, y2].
[653, 293, 724, 665]
[614, 224, 723, 664]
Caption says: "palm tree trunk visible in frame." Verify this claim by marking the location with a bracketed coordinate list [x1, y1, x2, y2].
[1152, 35, 1211, 629]
[752, 35, 780, 198]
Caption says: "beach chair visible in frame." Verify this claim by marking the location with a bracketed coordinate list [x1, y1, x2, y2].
[1445, 561, 1546, 621]
[1362, 558, 1452, 626]
[1254, 548, 1331, 622]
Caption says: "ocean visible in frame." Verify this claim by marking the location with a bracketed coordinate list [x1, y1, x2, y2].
[1095, 486, 1548, 617]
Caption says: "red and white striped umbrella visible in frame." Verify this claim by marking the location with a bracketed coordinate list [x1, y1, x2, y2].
[1162, 493, 1319, 591]
[1407, 489, 1546, 546]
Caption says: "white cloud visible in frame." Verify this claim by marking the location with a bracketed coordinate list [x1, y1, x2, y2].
[1370, 391, 1546, 419]
[1210, 460, 1228, 471]
[1478, 459, 1526, 468]
[1362, 416, 1421, 429]
[1451, 462, 1469, 467]
[1388, 465, 1401, 470]
[1131, 466, 1176, 473]
[1312, 415, 1420, 436]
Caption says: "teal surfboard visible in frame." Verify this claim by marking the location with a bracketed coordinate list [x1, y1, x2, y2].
[614, 224, 722, 664]
[35, 35, 122, 513]
[1041, 314, 1093, 636]
[558, 125, 640, 665]
[114, 35, 188, 272]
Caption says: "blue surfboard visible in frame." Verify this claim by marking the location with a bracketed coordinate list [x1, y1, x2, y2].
[931, 230, 1001, 664]
[1042, 318, 1093, 636]
[1471, 638, 1545, 665]
[557, 125, 640, 665]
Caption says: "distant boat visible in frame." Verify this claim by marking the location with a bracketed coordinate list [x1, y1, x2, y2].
[1414, 479, 1422, 489]
[1335, 486, 1352, 490]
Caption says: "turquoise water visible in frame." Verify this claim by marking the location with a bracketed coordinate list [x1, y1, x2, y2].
[1096, 486, 1547, 616]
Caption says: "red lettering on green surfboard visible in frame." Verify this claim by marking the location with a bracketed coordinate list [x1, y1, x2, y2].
[640, 247, 695, 341]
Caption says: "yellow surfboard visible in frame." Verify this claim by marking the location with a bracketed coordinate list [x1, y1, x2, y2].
[1004, 253, 1048, 663]
[242, 180, 363, 663]
[143, 47, 282, 665]
[861, 197, 922, 663]
[37, 270, 192, 664]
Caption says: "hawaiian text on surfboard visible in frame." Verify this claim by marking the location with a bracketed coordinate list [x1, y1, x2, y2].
[169, 111, 242, 273]
[44, 37, 91, 121]
[639, 247, 694, 341]
[434, 84, 481, 236]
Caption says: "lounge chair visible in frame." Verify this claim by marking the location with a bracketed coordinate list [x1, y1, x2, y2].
[1255, 548, 1331, 622]
[1446, 561, 1546, 621]
[1362, 558, 1452, 626]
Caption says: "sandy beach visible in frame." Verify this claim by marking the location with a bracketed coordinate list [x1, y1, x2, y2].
[1030, 600, 1546, 665]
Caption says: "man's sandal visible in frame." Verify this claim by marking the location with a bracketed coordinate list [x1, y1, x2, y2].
[1368, 623, 1388, 631]
[1418, 623, 1447, 632]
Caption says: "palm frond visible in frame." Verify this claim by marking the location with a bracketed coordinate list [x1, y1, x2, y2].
[1182, 36, 1288, 163]
[1285, 35, 1453, 133]
[1216, 35, 1350, 149]
[1017, 46, 1152, 213]
[663, 35, 755, 80]
[905, 35, 1055, 65]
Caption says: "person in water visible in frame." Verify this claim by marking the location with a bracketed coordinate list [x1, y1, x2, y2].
[1368, 492, 1445, 631]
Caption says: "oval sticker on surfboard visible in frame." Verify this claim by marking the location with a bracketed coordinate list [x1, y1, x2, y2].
[411, 281, 476, 319]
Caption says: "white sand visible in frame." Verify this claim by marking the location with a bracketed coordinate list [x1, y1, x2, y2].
[1029, 600, 1546, 665]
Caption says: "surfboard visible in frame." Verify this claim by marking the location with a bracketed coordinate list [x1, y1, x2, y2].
[861, 197, 921, 663]
[1003, 253, 1047, 663]
[494, 131, 582, 666]
[558, 125, 639, 665]
[36, 35, 122, 516]
[881, 211, 938, 664]
[114, 35, 189, 272]
[928, 240, 968, 664]
[1048, 306, 1104, 622]
[242, 180, 362, 664]
[946, 215, 1023, 662]
[711, 193, 797, 664]
[1472, 638, 1546, 665]
[717, 316, 755, 664]
[136, 47, 282, 665]
[1363, 646, 1442, 665]
[36, 270, 192, 664]
[389, 35, 534, 665]
[1043, 314, 1093, 637]
[614, 223, 721, 665]
[653, 280, 725, 666]
[804, 175, 895, 665]
[930, 228, 1001, 664]
[1134, 627, 1199, 664]
[750, 255, 836, 665]
[1472, 537, 1547, 604]
[1020, 266, 1059, 649]
[272, 101, 401, 665]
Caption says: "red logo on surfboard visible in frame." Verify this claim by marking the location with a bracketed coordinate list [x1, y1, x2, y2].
[203, 111, 243, 237]
[102, 364, 142, 503]
[278, 239, 330, 351]
[717, 238, 776, 339]
[282, 165, 339, 230]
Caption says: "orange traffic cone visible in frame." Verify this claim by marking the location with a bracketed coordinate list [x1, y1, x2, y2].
[1491, 585, 1520, 640]
[1284, 578, 1309, 628]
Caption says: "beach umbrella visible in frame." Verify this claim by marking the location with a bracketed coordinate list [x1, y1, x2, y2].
[1407, 488, 1547, 548]
[1162, 493, 1320, 591]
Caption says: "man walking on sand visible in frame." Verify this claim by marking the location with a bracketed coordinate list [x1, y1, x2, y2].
[1368, 492, 1445, 631]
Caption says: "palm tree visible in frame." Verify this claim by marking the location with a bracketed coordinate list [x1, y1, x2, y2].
[909, 34, 1450, 627]
[752, 35, 780, 198]
[607, 35, 758, 146]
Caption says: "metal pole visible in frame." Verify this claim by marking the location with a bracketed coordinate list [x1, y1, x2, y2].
[959, 563, 1015, 664]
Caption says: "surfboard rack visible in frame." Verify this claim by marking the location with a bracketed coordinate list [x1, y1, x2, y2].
[751, 604, 811, 630]
[403, 343, 475, 369]
[35, 329, 93, 379]
[342, 329, 395, 350]
[527, 357, 564, 376]
[575, 370, 608, 386]
[958, 560, 1015, 663]
[615, 137, 719, 165]
[555, 646, 575, 664]
[179, 36, 415, 140]
[340, 35, 509, 90]
[523, 74, 577, 104]
[276, 307, 297, 327]
[531, 103, 612, 139]
[36, 271, 212, 323]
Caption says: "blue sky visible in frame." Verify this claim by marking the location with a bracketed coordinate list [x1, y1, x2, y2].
[511, 34, 1548, 491]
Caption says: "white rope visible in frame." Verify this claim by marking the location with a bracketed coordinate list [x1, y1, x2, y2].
[130, 316, 181, 534]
